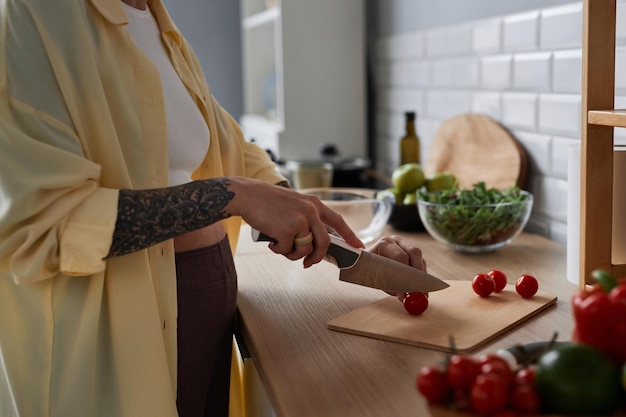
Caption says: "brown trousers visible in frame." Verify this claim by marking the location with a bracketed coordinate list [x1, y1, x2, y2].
[175, 236, 237, 417]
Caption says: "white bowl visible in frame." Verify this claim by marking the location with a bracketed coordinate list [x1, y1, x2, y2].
[300, 188, 394, 244]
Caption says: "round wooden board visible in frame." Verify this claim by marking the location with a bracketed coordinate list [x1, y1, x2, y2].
[425, 114, 527, 190]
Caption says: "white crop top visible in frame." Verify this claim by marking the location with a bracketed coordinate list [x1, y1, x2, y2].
[122, 3, 210, 186]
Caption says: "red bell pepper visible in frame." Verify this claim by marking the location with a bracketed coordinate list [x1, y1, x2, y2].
[571, 270, 626, 364]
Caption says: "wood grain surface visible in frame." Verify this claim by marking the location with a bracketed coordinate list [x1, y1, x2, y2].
[328, 281, 557, 352]
[425, 113, 528, 190]
[235, 224, 574, 417]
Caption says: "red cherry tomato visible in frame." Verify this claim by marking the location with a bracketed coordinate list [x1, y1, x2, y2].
[511, 383, 541, 414]
[515, 274, 539, 298]
[447, 354, 480, 389]
[403, 292, 428, 315]
[416, 365, 450, 404]
[488, 269, 507, 292]
[480, 361, 514, 387]
[476, 353, 512, 372]
[470, 373, 509, 415]
[514, 366, 536, 386]
[472, 273, 495, 297]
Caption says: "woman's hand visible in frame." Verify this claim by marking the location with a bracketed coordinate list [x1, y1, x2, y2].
[367, 235, 427, 301]
[225, 177, 363, 267]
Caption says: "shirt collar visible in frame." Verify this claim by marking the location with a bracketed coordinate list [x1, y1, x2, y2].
[89, 0, 183, 48]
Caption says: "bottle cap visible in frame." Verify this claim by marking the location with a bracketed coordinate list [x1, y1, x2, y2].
[405, 111, 416, 120]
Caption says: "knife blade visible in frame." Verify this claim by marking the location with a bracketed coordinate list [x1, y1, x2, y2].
[250, 228, 449, 293]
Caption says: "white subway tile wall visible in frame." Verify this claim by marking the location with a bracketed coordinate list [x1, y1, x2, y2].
[503, 11, 540, 52]
[512, 52, 552, 91]
[552, 49, 583, 94]
[472, 18, 502, 53]
[373, 0, 626, 245]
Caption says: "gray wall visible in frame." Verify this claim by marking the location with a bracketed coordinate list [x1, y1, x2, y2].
[369, 0, 576, 35]
[164, 0, 243, 119]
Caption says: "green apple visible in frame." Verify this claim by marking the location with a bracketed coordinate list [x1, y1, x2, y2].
[402, 192, 417, 205]
[392, 163, 425, 194]
[426, 172, 457, 191]
[379, 187, 402, 204]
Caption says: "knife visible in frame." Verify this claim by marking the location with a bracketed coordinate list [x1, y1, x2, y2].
[251, 229, 449, 294]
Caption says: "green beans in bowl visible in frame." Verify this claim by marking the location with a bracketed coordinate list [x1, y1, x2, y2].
[417, 182, 533, 253]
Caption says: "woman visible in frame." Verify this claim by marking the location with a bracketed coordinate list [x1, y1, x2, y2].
[0, 1, 427, 416]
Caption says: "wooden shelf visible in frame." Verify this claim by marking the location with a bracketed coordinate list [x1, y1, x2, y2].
[588, 109, 626, 127]
[580, 0, 626, 285]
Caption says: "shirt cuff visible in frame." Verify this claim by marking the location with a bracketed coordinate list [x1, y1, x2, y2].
[60, 188, 119, 276]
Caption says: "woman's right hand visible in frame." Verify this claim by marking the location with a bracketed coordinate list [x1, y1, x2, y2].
[225, 177, 363, 268]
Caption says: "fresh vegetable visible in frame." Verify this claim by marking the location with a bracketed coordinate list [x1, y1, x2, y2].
[572, 269, 626, 364]
[514, 366, 536, 386]
[470, 372, 509, 415]
[416, 365, 450, 404]
[534, 342, 622, 415]
[418, 182, 530, 247]
[510, 383, 541, 414]
[593, 269, 619, 292]
[403, 292, 428, 315]
[487, 269, 507, 293]
[479, 359, 513, 387]
[447, 354, 480, 389]
[475, 353, 511, 371]
[471, 273, 495, 298]
[515, 274, 538, 298]
[417, 350, 546, 415]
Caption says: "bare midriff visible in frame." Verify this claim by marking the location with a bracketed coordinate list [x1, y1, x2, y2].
[174, 223, 226, 253]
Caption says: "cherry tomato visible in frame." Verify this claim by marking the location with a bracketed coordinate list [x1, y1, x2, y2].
[480, 361, 514, 387]
[470, 373, 509, 415]
[472, 273, 495, 297]
[416, 365, 450, 404]
[403, 292, 428, 315]
[514, 366, 536, 386]
[515, 274, 539, 298]
[476, 353, 510, 370]
[447, 354, 480, 389]
[488, 269, 507, 292]
[511, 383, 541, 414]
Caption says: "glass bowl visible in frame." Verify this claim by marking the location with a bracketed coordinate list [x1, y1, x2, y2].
[300, 188, 394, 244]
[417, 191, 533, 253]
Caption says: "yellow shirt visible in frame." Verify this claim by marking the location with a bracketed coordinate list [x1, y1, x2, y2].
[0, 0, 283, 416]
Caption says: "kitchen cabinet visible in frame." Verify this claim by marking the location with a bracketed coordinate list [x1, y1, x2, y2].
[579, 0, 626, 285]
[239, 0, 366, 161]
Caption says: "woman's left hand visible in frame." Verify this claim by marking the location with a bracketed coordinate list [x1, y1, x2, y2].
[367, 235, 427, 301]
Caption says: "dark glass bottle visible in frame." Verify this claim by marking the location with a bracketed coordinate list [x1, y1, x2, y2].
[400, 111, 420, 165]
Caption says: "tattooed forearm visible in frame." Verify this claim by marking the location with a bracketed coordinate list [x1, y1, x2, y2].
[106, 178, 235, 258]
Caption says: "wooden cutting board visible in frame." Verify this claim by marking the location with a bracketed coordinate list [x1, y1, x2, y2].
[327, 280, 556, 353]
[425, 113, 528, 190]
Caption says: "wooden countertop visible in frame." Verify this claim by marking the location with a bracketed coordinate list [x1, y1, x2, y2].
[234, 224, 575, 417]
